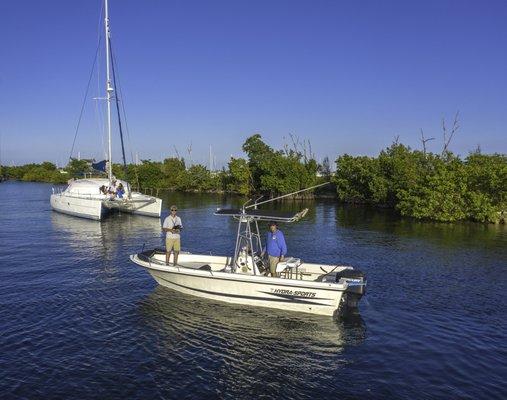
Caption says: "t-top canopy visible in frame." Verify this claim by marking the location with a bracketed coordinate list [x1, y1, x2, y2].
[214, 208, 308, 222]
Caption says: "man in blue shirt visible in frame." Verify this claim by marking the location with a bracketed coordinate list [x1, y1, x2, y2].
[265, 221, 287, 277]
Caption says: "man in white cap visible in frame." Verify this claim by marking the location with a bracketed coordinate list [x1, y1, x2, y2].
[162, 205, 183, 266]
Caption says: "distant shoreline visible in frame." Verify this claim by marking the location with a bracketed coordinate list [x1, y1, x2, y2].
[3, 179, 505, 225]
[2, 134, 506, 224]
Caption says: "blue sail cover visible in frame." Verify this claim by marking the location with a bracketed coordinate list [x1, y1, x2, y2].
[92, 160, 107, 172]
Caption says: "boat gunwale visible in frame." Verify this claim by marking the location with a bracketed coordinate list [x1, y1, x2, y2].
[130, 254, 349, 292]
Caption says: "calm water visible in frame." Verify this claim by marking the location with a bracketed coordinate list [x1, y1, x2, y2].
[1, 182, 506, 399]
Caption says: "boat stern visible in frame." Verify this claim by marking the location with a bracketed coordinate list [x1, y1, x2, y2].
[320, 269, 366, 313]
[341, 272, 367, 311]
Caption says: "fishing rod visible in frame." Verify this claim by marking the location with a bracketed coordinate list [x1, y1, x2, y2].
[245, 181, 331, 209]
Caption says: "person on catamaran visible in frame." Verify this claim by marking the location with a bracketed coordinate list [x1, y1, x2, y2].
[116, 183, 125, 199]
[266, 221, 287, 277]
[107, 179, 117, 200]
[162, 205, 183, 266]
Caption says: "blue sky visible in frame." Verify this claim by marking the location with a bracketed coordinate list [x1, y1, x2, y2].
[1, 0, 506, 166]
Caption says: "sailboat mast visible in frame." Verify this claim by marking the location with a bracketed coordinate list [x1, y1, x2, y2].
[104, 0, 113, 182]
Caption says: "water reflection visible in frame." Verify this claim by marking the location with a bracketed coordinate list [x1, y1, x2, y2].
[161, 192, 506, 252]
[159, 191, 230, 212]
[335, 205, 507, 249]
[138, 286, 366, 397]
[50, 212, 163, 255]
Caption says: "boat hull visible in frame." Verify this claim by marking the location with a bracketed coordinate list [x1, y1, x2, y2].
[50, 192, 162, 220]
[50, 193, 104, 220]
[118, 193, 162, 218]
[131, 254, 353, 317]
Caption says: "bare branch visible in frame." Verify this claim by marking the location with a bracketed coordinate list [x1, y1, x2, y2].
[420, 128, 435, 155]
[282, 136, 290, 155]
[289, 133, 299, 154]
[286, 134, 315, 162]
[442, 117, 447, 151]
[302, 138, 308, 162]
[442, 110, 460, 154]
[173, 145, 180, 159]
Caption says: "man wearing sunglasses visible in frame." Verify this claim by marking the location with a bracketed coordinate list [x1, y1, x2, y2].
[162, 205, 183, 266]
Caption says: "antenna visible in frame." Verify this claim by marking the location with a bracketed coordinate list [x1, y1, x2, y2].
[209, 145, 213, 171]
[187, 142, 193, 166]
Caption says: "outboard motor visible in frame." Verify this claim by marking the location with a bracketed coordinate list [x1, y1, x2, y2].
[321, 268, 365, 281]
[321, 268, 367, 316]
[321, 268, 367, 296]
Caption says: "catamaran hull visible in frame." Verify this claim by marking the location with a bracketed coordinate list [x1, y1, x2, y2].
[125, 195, 162, 218]
[50, 193, 162, 220]
[132, 256, 356, 317]
[50, 193, 104, 220]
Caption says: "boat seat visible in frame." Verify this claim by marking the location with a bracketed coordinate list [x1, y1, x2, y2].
[275, 258, 302, 279]
[275, 257, 301, 273]
[138, 248, 166, 262]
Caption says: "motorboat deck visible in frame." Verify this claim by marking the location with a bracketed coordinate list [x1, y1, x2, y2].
[137, 248, 364, 283]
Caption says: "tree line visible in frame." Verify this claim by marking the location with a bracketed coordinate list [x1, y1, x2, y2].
[334, 143, 506, 223]
[2, 134, 506, 223]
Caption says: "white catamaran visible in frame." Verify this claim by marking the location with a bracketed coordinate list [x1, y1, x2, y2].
[131, 194, 367, 317]
[51, 0, 162, 220]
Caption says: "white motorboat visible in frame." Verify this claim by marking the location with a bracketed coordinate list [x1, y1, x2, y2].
[131, 199, 366, 317]
[51, 0, 162, 220]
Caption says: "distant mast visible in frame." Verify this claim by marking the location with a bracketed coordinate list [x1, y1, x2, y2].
[104, 0, 113, 182]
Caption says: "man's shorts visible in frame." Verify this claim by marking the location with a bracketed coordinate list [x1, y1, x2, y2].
[166, 238, 181, 252]
[269, 255, 280, 276]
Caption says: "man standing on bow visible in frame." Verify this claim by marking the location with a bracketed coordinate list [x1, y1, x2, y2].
[162, 205, 183, 266]
[265, 221, 287, 277]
